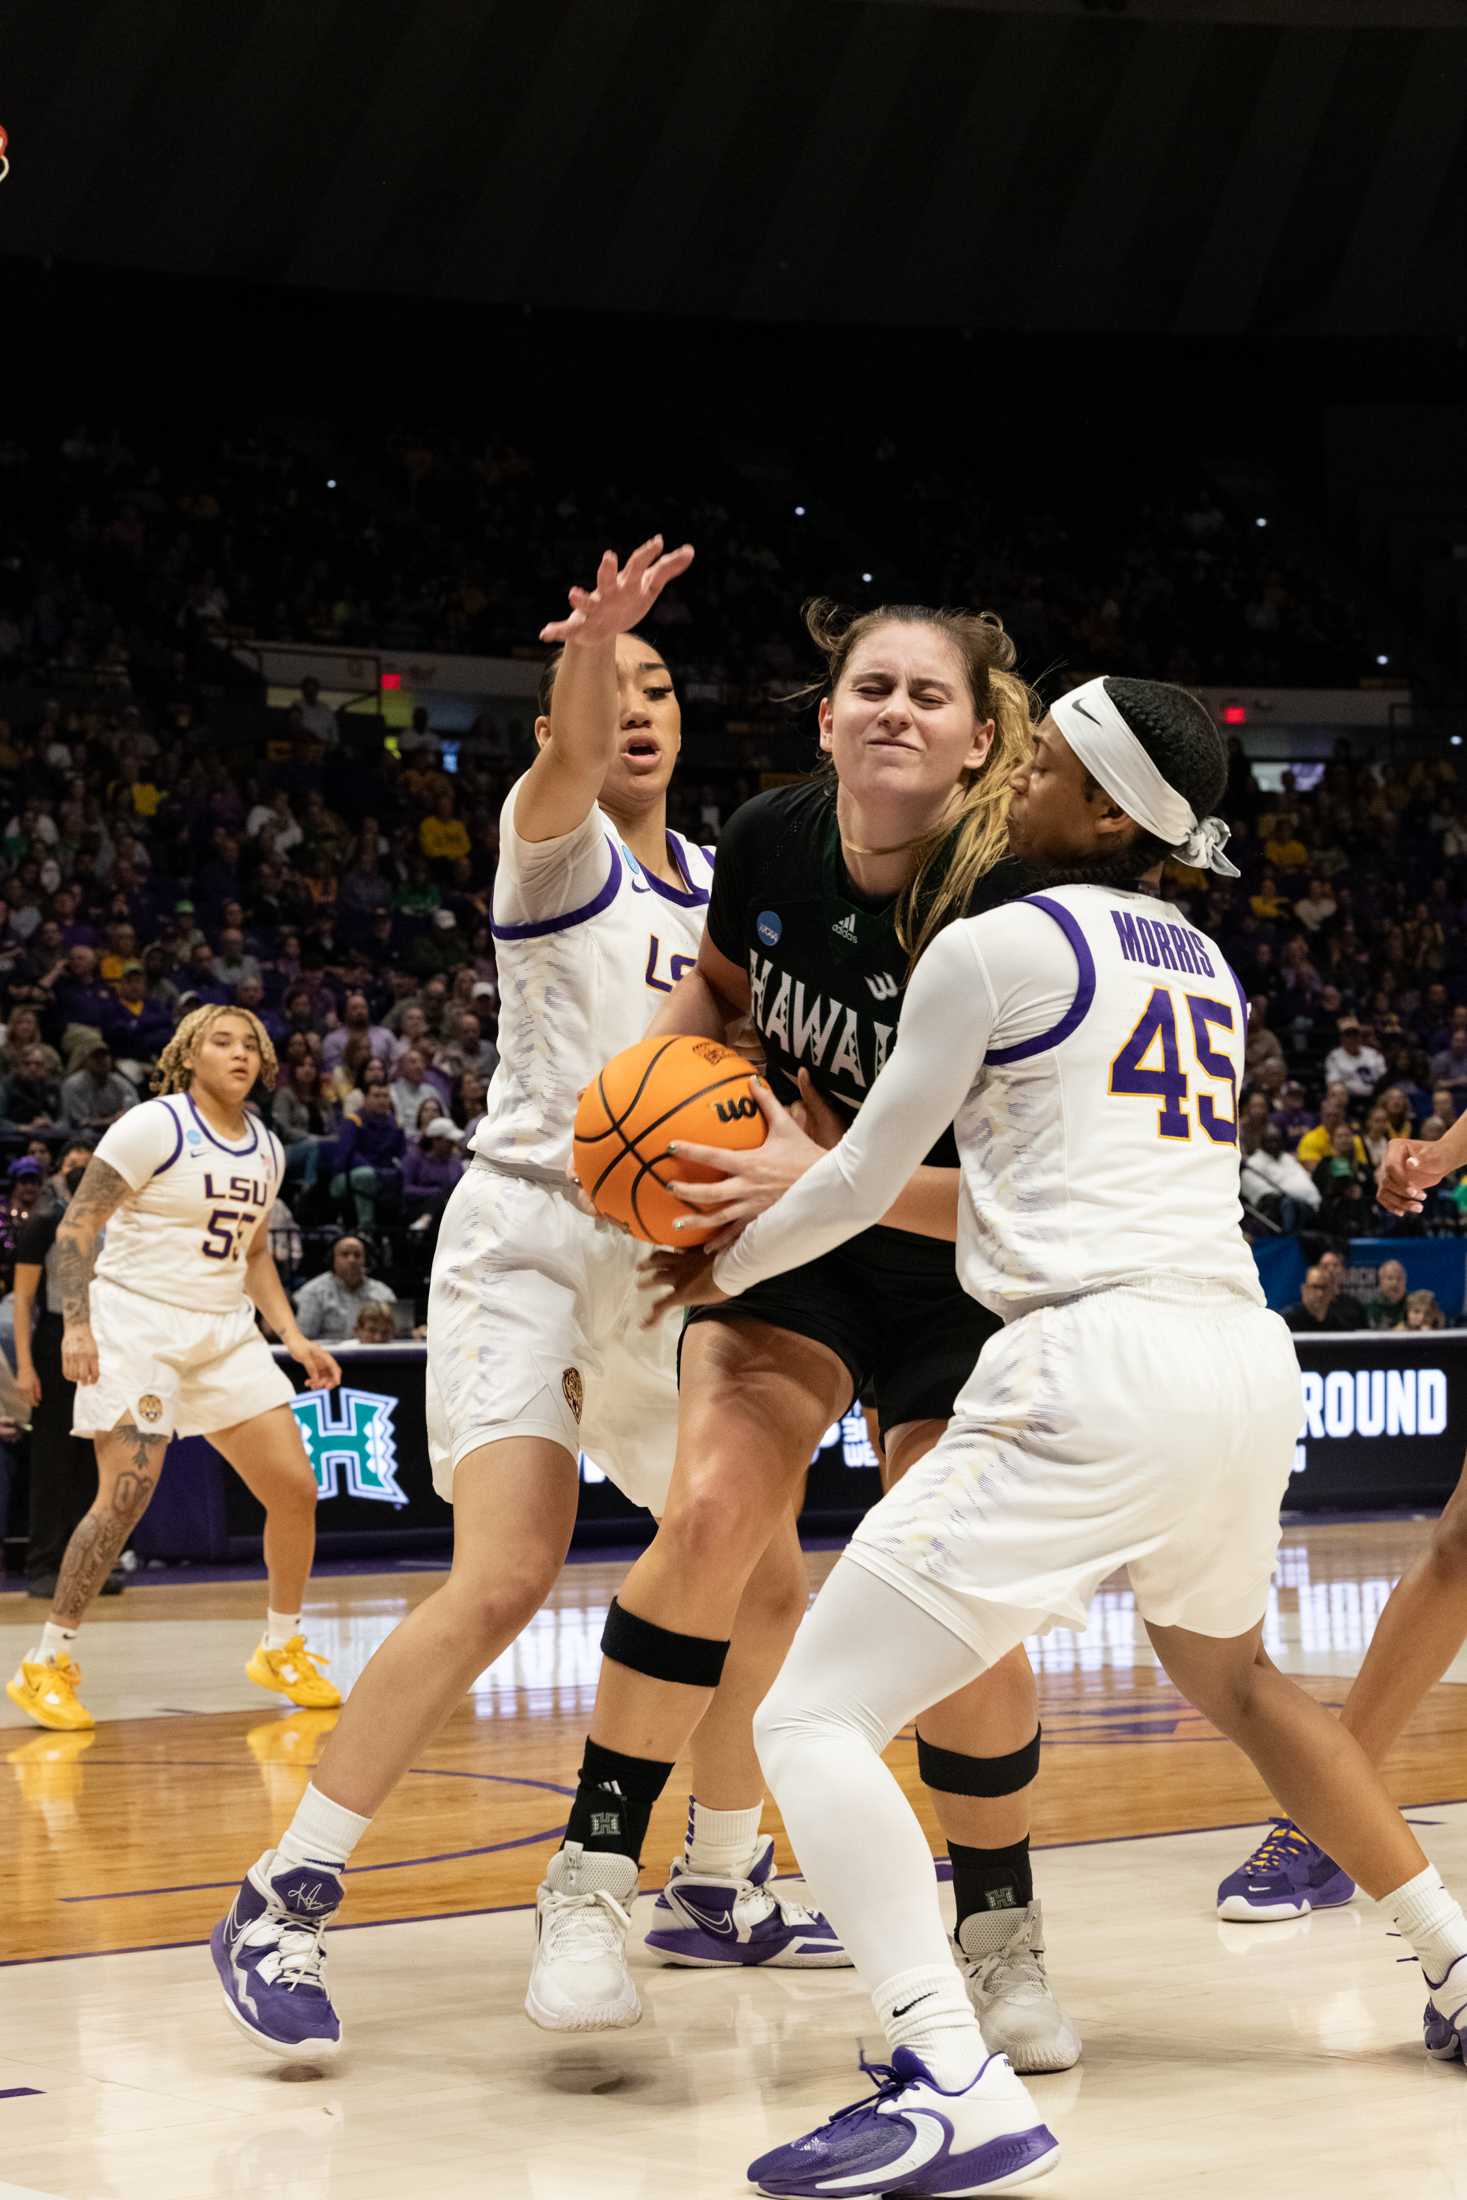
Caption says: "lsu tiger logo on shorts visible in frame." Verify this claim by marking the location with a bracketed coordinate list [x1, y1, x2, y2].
[562, 1367, 584, 1423]
[137, 1393, 163, 1424]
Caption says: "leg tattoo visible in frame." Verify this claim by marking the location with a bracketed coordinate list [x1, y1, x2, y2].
[53, 1426, 165, 1625]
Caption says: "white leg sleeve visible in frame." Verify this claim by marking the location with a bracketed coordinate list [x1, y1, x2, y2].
[753, 1557, 985, 1994]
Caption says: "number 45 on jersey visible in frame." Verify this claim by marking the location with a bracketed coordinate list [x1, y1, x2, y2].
[1109, 987, 1239, 1144]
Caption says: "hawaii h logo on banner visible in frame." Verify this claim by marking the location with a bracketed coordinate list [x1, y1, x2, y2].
[291, 1388, 408, 1506]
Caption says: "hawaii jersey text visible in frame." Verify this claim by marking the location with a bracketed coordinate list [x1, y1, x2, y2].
[748, 952, 895, 1092]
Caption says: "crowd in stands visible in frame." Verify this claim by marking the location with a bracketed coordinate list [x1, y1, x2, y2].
[0, 419, 1398, 718]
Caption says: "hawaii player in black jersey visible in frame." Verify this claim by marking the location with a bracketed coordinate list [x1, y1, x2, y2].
[527, 599, 1081, 2070]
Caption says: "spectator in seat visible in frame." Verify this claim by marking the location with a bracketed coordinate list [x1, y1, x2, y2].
[1297, 1086, 1367, 1169]
[1363, 1101, 1393, 1171]
[1293, 876, 1337, 933]
[1403, 1288, 1447, 1333]
[297, 676, 339, 747]
[1432, 1084, 1461, 1130]
[1313, 1123, 1374, 1240]
[450, 1069, 488, 1139]
[1430, 1024, 1467, 1100]
[1264, 811, 1309, 872]
[213, 926, 261, 990]
[1366, 1258, 1409, 1330]
[102, 963, 174, 1062]
[272, 1054, 340, 1198]
[3, 1046, 62, 1133]
[389, 1047, 436, 1133]
[1284, 1265, 1349, 1334]
[353, 1299, 399, 1344]
[419, 789, 470, 867]
[322, 990, 394, 1074]
[1323, 1015, 1386, 1103]
[293, 1234, 396, 1341]
[1272, 1078, 1315, 1145]
[59, 1043, 135, 1133]
[1317, 1248, 1367, 1326]
[403, 1114, 465, 1234]
[0, 1007, 62, 1084]
[331, 1082, 405, 1230]
[1250, 871, 1289, 922]
[1241, 1124, 1321, 1233]
[437, 1009, 497, 1085]
[1244, 995, 1285, 1081]
[46, 943, 115, 1038]
[1381, 1086, 1416, 1141]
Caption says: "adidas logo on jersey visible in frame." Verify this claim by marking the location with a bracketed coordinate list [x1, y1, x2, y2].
[831, 913, 858, 941]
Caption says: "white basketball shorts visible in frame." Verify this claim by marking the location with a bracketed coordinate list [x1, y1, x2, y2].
[847, 1279, 1301, 1659]
[73, 1277, 296, 1441]
[425, 1162, 678, 1513]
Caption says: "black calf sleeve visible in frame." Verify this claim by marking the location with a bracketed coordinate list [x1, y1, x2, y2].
[564, 1736, 676, 1863]
[916, 1726, 1041, 1798]
[600, 1596, 731, 1690]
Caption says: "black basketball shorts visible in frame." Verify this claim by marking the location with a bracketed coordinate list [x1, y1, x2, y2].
[682, 1225, 998, 1442]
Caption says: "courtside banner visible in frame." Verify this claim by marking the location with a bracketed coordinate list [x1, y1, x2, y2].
[141, 1332, 1467, 1564]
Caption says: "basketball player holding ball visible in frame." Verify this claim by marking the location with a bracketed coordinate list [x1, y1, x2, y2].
[528, 599, 1082, 2070]
[212, 540, 844, 2065]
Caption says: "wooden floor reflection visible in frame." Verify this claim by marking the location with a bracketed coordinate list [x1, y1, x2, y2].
[5, 1514, 1464, 1968]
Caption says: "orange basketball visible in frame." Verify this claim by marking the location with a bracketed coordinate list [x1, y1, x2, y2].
[573, 1034, 766, 1246]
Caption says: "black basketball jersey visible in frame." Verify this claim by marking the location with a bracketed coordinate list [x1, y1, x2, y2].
[706, 779, 1020, 1255]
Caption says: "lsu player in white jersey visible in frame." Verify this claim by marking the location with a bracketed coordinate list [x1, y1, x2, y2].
[7, 1005, 343, 1735]
[212, 538, 840, 2069]
[647, 676, 1467, 2196]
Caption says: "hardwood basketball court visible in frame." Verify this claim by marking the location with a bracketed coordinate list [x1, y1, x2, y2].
[3, 1514, 1465, 2197]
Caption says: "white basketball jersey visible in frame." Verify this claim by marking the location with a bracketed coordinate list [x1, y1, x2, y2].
[92, 1093, 284, 1312]
[718, 883, 1262, 1319]
[473, 774, 715, 1175]
[948, 886, 1262, 1315]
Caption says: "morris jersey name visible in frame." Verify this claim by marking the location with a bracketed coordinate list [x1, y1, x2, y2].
[748, 950, 895, 1098]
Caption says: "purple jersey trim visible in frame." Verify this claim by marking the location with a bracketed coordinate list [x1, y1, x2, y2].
[150, 1099, 186, 1179]
[1225, 957, 1249, 1031]
[489, 839, 622, 941]
[186, 1092, 260, 1157]
[634, 831, 711, 909]
[986, 893, 1097, 1064]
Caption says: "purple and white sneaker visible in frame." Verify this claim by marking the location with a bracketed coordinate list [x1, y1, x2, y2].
[210, 1847, 343, 2064]
[747, 2046, 1059, 2197]
[1216, 1819, 1357, 1922]
[1423, 1951, 1467, 2062]
[645, 1834, 849, 1968]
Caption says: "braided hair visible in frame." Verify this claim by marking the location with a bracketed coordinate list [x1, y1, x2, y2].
[1025, 677, 1227, 895]
[156, 1003, 279, 1094]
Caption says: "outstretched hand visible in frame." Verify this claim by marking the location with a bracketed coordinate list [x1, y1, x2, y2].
[539, 535, 695, 648]
[1377, 1136, 1449, 1217]
[664, 1073, 840, 1234]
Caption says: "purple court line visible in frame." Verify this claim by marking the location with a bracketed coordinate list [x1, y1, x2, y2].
[61, 1828, 565, 1902]
[17, 1796, 1467, 1969]
[0, 2087, 42, 2098]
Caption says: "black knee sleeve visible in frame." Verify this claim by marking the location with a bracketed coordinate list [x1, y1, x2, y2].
[601, 1597, 730, 1690]
[916, 1726, 1041, 1798]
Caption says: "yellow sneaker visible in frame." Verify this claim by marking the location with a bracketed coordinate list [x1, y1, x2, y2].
[6, 1656, 96, 1732]
[245, 1635, 342, 1710]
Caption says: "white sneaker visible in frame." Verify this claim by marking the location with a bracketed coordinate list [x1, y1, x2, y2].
[525, 1842, 641, 2032]
[958, 1903, 1081, 2074]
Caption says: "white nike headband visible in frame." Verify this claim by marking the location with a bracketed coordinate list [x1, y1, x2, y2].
[1049, 677, 1239, 879]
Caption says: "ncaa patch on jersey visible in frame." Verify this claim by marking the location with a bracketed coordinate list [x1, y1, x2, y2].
[756, 911, 782, 946]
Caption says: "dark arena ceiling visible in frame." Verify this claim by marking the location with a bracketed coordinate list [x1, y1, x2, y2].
[3, 0, 1464, 334]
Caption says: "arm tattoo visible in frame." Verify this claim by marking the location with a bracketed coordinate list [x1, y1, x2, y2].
[55, 1157, 130, 1329]
[52, 1424, 166, 1625]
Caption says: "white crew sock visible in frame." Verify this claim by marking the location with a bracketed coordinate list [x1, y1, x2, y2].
[264, 1608, 303, 1650]
[874, 1963, 986, 2091]
[34, 1620, 79, 1665]
[274, 1782, 372, 1875]
[686, 1798, 763, 1882]
[1388, 1864, 1467, 1993]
